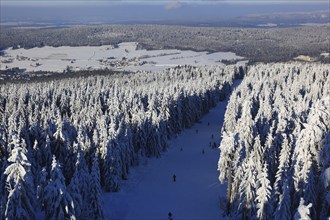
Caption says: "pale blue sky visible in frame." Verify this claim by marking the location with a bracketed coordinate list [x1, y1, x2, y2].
[2, 0, 329, 7]
[1, 0, 328, 26]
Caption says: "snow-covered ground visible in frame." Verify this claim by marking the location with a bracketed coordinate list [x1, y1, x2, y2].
[103, 81, 241, 220]
[0, 42, 246, 73]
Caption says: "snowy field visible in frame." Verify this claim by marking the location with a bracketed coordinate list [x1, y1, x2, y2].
[0, 42, 246, 72]
[103, 81, 241, 220]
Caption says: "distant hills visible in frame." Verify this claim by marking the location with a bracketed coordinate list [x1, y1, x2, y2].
[0, 2, 329, 28]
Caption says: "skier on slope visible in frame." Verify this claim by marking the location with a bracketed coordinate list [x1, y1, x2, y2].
[168, 212, 173, 220]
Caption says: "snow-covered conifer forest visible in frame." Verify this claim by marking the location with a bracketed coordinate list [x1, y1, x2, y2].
[1, 49, 330, 219]
[1, 0, 330, 216]
[218, 63, 330, 219]
[0, 65, 241, 219]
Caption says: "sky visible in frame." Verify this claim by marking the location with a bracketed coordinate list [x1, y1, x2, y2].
[2, 0, 329, 7]
[1, 0, 329, 25]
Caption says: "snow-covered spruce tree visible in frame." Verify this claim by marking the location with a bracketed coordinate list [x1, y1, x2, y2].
[238, 157, 257, 220]
[88, 152, 104, 219]
[3, 134, 36, 220]
[68, 143, 91, 219]
[0, 157, 7, 218]
[43, 155, 76, 219]
[31, 140, 40, 179]
[76, 128, 94, 169]
[256, 163, 272, 220]
[0, 118, 8, 216]
[0, 125, 6, 169]
[36, 167, 47, 211]
[263, 123, 277, 184]
[221, 89, 241, 134]
[274, 134, 291, 202]
[67, 154, 82, 218]
[101, 122, 121, 192]
[116, 120, 135, 180]
[217, 131, 237, 213]
[40, 134, 52, 170]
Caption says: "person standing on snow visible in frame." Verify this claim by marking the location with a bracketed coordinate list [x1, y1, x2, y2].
[168, 212, 173, 220]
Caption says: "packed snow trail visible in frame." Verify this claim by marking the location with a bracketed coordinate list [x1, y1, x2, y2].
[104, 81, 241, 220]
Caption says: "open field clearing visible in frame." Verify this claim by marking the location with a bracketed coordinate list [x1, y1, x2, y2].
[0, 42, 246, 73]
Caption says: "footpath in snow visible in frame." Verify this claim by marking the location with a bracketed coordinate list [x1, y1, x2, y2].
[103, 82, 241, 220]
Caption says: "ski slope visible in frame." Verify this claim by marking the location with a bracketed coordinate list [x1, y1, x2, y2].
[103, 84, 239, 220]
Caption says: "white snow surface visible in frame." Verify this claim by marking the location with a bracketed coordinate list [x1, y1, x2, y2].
[103, 86, 238, 220]
[1, 42, 246, 72]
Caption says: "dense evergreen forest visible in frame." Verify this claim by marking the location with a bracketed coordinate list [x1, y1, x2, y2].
[1, 60, 329, 219]
[1, 24, 329, 63]
[218, 63, 330, 219]
[0, 65, 242, 219]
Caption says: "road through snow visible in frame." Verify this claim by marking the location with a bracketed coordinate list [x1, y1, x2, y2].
[103, 81, 241, 220]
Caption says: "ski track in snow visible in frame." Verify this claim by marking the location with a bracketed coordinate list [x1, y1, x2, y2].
[103, 81, 241, 220]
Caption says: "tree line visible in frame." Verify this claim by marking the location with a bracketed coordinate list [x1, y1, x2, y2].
[1, 25, 329, 63]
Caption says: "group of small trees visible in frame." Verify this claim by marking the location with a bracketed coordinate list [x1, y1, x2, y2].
[0, 64, 240, 219]
[218, 62, 330, 219]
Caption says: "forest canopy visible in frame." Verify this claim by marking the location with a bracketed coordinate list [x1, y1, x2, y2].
[0, 64, 241, 219]
[218, 62, 330, 219]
